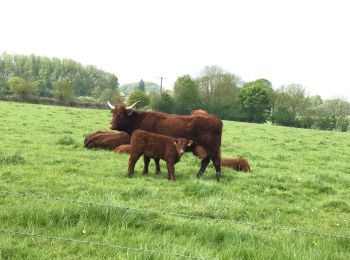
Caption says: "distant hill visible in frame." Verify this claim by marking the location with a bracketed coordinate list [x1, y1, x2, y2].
[119, 81, 160, 94]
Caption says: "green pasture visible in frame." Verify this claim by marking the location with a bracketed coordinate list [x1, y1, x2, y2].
[0, 101, 349, 259]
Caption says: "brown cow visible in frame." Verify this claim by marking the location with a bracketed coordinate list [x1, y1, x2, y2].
[127, 130, 193, 180]
[108, 102, 223, 181]
[84, 131, 130, 150]
[221, 157, 251, 172]
[192, 146, 251, 172]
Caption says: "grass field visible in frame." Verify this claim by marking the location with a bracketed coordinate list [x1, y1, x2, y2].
[0, 101, 349, 259]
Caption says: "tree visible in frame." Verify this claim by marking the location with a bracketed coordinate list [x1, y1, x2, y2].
[196, 65, 241, 118]
[237, 79, 273, 123]
[8, 76, 37, 100]
[138, 79, 145, 92]
[53, 79, 74, 103]
[281, 84, 309, 116]
[324, 98, 350, 117]
[98, 88, 122, 104]
[0, 79, 8, 95]
[151, 92, 175, 113]
[173, 75, 201, 114]
[127, 90, 150, 109]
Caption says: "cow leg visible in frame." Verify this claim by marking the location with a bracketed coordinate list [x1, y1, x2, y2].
[142, 156, 150, 175]
[196, 157, 210, 178]
[166, 160, 175, 181]
[127, 153, 142, 177]
[211, 155, 222, 181]
[154, 158, 161, 175]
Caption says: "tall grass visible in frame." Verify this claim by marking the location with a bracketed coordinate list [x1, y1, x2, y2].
[0, 101, 349, 259]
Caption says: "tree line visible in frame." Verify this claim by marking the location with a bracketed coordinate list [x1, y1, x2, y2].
[0, 52, 119, 104]
[137, 66, 350, 132]
[1, 53, 349, 131]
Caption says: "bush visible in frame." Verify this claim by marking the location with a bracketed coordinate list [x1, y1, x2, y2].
[270, 106, 296, 127]
[337, 117, 350, 132]
[78, 96, 98, 103]
[315, 116, 336, 131]
[297, 116, 315, 129]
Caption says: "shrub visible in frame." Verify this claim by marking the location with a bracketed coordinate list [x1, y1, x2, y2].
[337, 117, 349, 132]
[297, 116, 315, 129]
[315, 116, 336, 131]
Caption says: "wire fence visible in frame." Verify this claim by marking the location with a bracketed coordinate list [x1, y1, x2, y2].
[0, 228, 207, 260]
[1, 190, 349, 240]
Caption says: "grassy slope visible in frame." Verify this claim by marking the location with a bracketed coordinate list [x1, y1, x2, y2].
[0, 101, 349, 259]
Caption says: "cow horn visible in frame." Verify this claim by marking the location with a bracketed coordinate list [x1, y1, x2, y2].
[126, 101, 141, 109]
[107, 101, 115, 109]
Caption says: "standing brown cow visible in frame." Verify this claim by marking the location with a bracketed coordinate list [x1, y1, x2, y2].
[108, 102, 223, 181]
[127, 130, 193, 180]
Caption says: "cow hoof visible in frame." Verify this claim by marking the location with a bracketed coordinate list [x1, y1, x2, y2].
[215, 172, 222, 181]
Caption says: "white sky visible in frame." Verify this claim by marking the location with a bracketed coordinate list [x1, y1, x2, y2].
[1, 0, 349, 100]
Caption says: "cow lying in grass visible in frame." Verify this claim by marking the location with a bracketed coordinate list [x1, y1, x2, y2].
[114, 144, 131, 154]
[221, 157, 251, 172]
[127, 130, 193, 180]
[191, 145, 251, 172]
[84, 131, 130, 150]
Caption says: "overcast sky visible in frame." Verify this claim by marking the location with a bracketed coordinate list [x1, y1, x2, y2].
[1, 0, 349, 100]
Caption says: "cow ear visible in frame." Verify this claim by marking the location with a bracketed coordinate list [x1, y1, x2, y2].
[127, 109, 134, 117]
[187, 140, 193, 146]
[173, 140, 178, 146]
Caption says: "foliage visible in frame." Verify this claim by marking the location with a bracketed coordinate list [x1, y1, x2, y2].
[314, 116, 337, 131]
[53, 80, 74, 103]
[273, 84, 309, 117]
[296, 116, 315, 129]
[196, 66, 241, 118]
[119, 81, 160, 94]
[270, 105, 297, 126]
[1, 101, 350, 259]
[8, 76, 37, 100]
[127, 90, 150, 108]
[138, 79, 145, 92]
[150, 92, 175, 113]
[98, 88, 123, 104]
[0, 52, 119, 98]
[337, 117, 350, 132]
[237, 79, 273, 123]
[173, 75, 201, 114]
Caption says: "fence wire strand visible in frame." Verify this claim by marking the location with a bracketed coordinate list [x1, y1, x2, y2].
[1, 190, 349, 240]
[0, 228, 207, 260]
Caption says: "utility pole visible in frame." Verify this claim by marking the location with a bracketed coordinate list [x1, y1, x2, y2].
[157, 76, 166, 95]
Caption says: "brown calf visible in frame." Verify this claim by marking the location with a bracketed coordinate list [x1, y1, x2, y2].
[84, 131, 130, 150]
[115, 144, 161, 174]
[221, 157, 251, 172]
[127, 130, 193, 180]
[114, 144, 132, 154]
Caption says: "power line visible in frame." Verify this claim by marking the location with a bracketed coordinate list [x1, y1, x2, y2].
[1, 190, 349, 240]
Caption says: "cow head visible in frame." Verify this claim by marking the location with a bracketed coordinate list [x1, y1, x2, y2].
[174, 138, 193, 156]
[108, 101, 140, 131]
